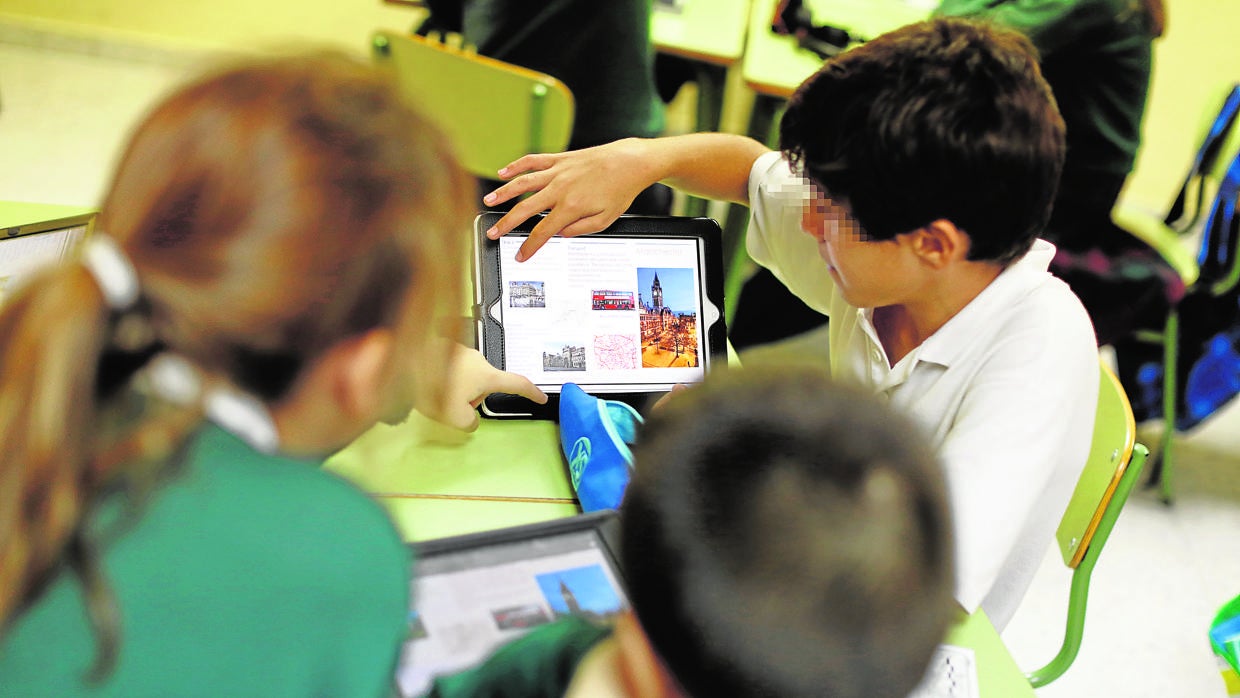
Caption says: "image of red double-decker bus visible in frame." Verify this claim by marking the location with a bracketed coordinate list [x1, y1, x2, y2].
[591, 290, 635, 311]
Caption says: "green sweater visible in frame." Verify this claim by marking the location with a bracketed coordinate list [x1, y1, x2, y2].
[0, 424, 411, 698]
[419, 0, 666, 150]
[936, 0, 1154, 184]
[424, 617, 612, 698]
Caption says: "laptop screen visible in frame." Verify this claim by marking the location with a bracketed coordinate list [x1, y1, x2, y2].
[397, 512, 626, 696]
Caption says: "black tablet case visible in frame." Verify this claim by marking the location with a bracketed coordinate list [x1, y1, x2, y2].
[473, 212, 727, 419]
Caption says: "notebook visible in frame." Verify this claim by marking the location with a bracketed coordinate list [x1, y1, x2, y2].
[397, 511, 625, 696]
[473, 212, 727, 418]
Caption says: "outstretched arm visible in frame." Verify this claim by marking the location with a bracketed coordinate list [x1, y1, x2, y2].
[483, 134, 772, 261]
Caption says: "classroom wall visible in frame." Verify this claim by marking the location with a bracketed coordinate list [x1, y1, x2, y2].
[1, 0, 1238, 214]
[0, 0, 425, 55]
[1126, 0, 1240, 214]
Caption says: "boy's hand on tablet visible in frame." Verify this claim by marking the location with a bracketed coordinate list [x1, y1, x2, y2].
[482, 139, 656, 261]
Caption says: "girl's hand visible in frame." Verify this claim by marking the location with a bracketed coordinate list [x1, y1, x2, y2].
[430, 345, 547, 431]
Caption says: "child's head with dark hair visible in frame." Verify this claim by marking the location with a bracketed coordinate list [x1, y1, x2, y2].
[620, 367, 955, 698]
[780, 17, 1065, 265]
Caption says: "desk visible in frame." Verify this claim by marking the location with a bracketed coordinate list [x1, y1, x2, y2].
[1, 201, 95, 229]
[325, 414, 579, 542]
[720, 0, 932, 314]
[326, 339, 743, 541]
[742, 0, 933, 137]
[943, 609, 1036, 697]
[652, 0, 751, 217]
[652, 0, 750, 68]
[328, 408, 1033, 694]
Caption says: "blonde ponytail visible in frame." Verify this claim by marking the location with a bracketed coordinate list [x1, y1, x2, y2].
[0, 253, 205, 677]
[0, 266, 113, 627]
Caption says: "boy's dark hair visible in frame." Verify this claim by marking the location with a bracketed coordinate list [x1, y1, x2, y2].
[779, 17, 1065, 264]
[620, 367, 956, 698]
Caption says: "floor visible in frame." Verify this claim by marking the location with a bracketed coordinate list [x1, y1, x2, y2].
[2, 34, 1237, 698]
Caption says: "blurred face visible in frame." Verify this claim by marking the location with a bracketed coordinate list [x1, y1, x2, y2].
[801, 183, 917, 308]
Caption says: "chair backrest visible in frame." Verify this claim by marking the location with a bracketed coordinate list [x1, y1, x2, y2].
[371, 30, 575, 179]
[1026, 361, 1148, 688]
[1055, 362, 1143, 569]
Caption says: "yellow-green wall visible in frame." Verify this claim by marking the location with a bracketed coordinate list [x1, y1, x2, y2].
[1129, 0, 1240, 214]
[1, 0, 1238, 214]
[0, 0, 425, 55]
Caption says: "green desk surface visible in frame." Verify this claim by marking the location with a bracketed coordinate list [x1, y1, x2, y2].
[325, 413, 575, 500]
[652, 0, 751, 66]
[328, 344, 735, 542]
[0, 200, 95, 233]
[326, 413, 580, 542]
[946, 609, 1037, 697]
[742, 0, 932, 97]
[378, 497, 580, 542]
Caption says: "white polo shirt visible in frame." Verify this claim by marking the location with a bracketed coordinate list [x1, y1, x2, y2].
[745, 151, 1099, 630]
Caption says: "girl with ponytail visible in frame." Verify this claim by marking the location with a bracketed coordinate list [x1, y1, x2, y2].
[0, 51, 543, 695]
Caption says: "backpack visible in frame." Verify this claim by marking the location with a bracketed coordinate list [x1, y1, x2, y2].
[1127, 119, 1240, 431]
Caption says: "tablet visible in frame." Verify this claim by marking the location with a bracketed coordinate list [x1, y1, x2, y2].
[397, 511, 625, 696]
[474, 212, 727, 418]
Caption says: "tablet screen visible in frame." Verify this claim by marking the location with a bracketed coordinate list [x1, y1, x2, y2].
[490, 233, 711, 392]
[397, 520, 628, 696]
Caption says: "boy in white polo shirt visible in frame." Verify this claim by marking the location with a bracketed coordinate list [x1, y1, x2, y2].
[481, 17, 1098, 630]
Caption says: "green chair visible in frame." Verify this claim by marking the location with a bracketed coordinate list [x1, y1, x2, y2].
[1024, 362, 1149, 688]
[1110, 83, 1240, 503]
[370, 30, 575, 180]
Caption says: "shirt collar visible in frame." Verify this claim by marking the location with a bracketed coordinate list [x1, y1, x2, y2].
[205, 385, 281, 455]
[905, 239, 1057, 368]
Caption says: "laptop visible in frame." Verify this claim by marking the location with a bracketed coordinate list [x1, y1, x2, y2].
[396, 511, 626, 697]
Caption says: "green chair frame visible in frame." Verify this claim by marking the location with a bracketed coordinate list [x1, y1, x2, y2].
[1024, 362, 1149, 687]
[1110, 83, 1240, 504]
[371, 30, 575, 180]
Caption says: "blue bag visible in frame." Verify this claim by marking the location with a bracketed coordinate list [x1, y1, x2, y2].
[558, 383, 643, 512]
[1131, 146, 1240, 431]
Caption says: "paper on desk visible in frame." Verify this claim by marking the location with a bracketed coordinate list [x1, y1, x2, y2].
[0, 225, 86, 304]
[908, 644, 980, 698]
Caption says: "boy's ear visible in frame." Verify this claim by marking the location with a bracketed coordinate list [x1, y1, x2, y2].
[328, 328, 396, 420]
[907, 219, 970, 269]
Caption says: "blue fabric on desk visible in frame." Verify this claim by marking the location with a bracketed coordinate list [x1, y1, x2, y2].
[558, 383, 643, 513]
